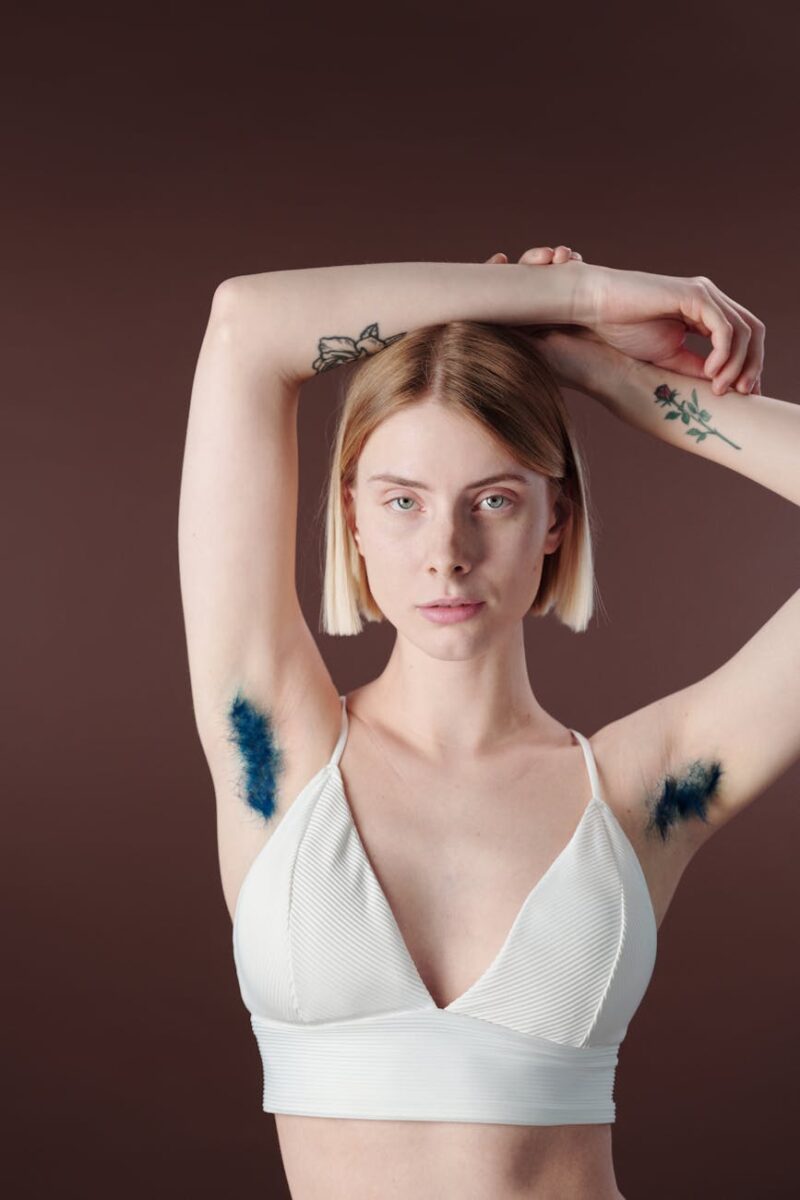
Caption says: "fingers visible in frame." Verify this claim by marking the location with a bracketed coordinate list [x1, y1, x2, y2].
[485, 246, 584, 268]
[680, 279, 743, 394]
[518, 245, 583, 264]
[701, 278, 765, 395]
[687, 276, 764, 395]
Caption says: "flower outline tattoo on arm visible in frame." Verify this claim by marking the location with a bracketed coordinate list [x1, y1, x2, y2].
[312, 322, 407, 374]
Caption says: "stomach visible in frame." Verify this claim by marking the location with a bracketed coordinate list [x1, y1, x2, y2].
[274, 1114, 625, 1200]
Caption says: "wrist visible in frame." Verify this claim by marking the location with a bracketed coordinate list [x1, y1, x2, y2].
[584, 343, 644, 407]
[524, 260, 599, 326]
[566, 261, 609, 326]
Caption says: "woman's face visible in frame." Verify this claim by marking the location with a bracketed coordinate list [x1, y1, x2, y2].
[346, 398, 569, 658]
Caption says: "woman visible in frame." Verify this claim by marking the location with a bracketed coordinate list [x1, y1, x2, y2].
[178, 248, 799, 1199]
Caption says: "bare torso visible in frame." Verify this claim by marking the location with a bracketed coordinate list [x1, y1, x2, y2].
[231, 683, 697, 1200]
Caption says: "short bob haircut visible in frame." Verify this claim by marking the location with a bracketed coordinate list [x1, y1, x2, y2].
[319, 319, 601, 636]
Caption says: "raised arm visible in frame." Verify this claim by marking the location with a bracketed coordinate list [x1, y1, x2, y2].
[590, 350, 799, 507]
[219, 258, 587, 384]
[536, 325, 800, 851]
[178, 257, 587, 919]
[611, 355, 799, 835]
[182, 257, 586, 743]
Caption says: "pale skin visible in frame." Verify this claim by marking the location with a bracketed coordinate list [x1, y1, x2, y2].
[178, 248, 799, 1199]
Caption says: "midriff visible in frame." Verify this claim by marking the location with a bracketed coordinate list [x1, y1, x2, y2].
[275, 1114, 626, 1200]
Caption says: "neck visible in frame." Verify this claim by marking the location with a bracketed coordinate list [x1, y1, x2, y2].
[364, 622, 557, 760]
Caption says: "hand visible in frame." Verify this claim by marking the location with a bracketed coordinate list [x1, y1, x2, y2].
[485, 246, 764, 396]
[586, 262, 764, 396]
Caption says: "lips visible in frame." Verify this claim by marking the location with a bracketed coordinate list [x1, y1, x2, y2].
[418, 600, 486, 625]
[420, 599, 482, 608]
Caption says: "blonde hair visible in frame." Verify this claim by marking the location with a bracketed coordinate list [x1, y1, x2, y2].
[319, 319, 602, 636]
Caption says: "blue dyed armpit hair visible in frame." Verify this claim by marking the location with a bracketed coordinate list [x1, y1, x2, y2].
[226, 689, 285, 822]
[646, 758, 723, 841]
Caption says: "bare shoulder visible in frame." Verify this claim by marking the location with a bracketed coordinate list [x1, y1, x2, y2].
[588, 697, 719, 929]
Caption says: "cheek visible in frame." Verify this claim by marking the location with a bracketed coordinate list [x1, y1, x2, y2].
[493, 515, 542, 563]
[373, 544, 415, 591]
[357, 525, 411, 593]
[360, 514, 416, 560]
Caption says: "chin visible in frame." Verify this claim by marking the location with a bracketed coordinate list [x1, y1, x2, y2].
[420, 642, 486, 663]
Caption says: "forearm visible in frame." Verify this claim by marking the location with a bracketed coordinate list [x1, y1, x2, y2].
[595, 360, 799, 507]
[215, 260, 590, 385]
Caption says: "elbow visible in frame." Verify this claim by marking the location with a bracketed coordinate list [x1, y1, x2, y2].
[210, 273, 278, 330]
[211, 277, 246, 321]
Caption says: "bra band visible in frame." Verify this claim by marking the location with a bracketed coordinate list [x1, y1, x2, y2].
[250, 1008, 618, 1125]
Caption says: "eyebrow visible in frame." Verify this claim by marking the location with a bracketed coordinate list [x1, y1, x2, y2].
[366, 472, 531, 490]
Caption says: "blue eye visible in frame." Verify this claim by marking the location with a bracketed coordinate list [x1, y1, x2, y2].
[386, 494, 512, 513]
[480, 494, 511, 511]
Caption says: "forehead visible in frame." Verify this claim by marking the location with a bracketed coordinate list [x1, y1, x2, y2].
[358, 401, 529, 477]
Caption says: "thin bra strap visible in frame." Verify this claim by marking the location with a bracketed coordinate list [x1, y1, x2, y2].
[569, 728, 603, 802]
[328, 694, 350, 769]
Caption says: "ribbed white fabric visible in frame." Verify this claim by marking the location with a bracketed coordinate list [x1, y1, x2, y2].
[233, 695, 658, 1126]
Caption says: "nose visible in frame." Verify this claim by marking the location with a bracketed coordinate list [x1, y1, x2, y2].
[426, 514, 474, 576]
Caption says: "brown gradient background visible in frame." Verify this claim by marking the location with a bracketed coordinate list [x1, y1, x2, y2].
[5, 2, 799, 1197]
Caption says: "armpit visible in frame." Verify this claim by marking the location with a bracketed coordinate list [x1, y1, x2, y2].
[644, 757, 725, 842]
[225, 688, 286, 823]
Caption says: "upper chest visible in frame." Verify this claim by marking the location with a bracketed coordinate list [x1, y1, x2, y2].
[341, 728, 591, 910]
[334, 719, 665, 1009]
